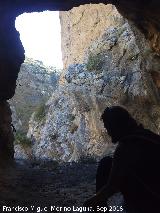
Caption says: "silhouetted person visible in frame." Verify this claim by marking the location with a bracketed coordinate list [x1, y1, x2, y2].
[84, 106, 160, 213]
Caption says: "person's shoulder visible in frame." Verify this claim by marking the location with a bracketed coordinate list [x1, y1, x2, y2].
[118, 130, 160, 154]
[119, 130, 160, 145]
[116, 135, 143, 155]
[114, 140, 132, 158]
[119, 135, 141, 147]
[120, 134, 143, 142]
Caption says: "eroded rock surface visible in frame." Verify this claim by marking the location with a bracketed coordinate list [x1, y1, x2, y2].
[9, 58, 60, 160]
[10, 58, 60, 133]
[27, 14, 160, 162]
[27, 72, 109, 161]
[60, 4, 124, 68]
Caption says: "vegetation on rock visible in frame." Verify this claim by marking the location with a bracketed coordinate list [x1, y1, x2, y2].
[86, 53, 103, 72]
[14, 131, 32, 148]
[34, 102, 47, 122]
[10, 57, 60, 133]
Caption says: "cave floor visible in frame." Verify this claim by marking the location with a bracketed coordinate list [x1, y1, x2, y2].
[0, 160, 96, 213]
[0, 160, 127, 213]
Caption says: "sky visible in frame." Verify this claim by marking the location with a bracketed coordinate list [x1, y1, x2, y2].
[15, 11, 63, 69]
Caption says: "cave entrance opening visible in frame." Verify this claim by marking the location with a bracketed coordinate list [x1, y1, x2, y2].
[15, 11, 63, 69]
[11, 11, 63, 161]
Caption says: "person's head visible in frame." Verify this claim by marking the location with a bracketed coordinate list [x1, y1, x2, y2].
[101, 106, 142, 143]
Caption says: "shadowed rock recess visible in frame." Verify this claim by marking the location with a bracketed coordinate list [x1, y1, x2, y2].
[0, 0, 159, 211]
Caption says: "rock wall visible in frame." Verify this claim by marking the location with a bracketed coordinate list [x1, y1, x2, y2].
[10, 58, 60, 160]
[27, 5, 160, 162]
[10, 58, 60, 133]
[60, 4, 124, 68]
[27, 70, 109, 162]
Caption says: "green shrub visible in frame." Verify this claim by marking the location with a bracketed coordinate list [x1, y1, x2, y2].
[68, 114, 75, 121]
[143, 48, 154, 57]
[34, 102, 46, 122]
[14, 131, 32, 147]
[86, 53, 103, 72]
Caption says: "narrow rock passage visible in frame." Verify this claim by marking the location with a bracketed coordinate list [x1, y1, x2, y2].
[0, 161, 96, 212]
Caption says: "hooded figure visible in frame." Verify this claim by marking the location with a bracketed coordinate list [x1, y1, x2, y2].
[101, 106, 144, 143]
[84, 106, 160, 213]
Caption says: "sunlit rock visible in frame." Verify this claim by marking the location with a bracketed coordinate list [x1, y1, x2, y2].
[27, 14, 160, 162]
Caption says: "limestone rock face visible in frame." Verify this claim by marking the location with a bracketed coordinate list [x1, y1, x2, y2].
[84, 22, 160, 132]
[10, 58, 60, 133]
[27, 12, 160, 161]
[27, 68, 109, 162]
[10, 105, 22, 131]
[10, 58, 60, 160]
[60, 4, 124, 68]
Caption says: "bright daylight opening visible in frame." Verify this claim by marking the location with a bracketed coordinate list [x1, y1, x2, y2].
[15, 11, 63, 69]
